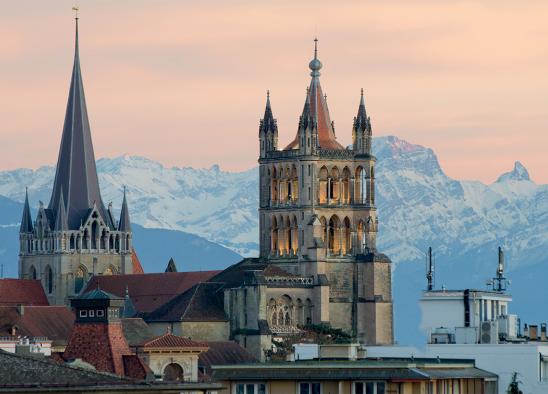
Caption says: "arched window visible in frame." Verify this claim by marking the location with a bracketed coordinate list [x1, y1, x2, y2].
[83, 229, 89, 249]
[357, 220, 365, 253]
[305, 298, 313, 325]
[91, 221, 99, 249]
[330, 167, 340, 203]
[74, 266, 86, 294]
[163, 363, 184, 381]
[283, 216, 291, 255]
[271, 217, 278, 255]
[29, 265, 37, 280]
[319, 166, 328, 204]
[355, 167, 365, 204]
[271, 167, 278, 203]
[290, 215, 298, 255]
[343, 217, 351, 255]
[296, 298, 303, 325]
[100, 229, 107, 250]
[70, 234, 75, 250]
[44, 265, 53, 294]
[342, 167, 351, 204]
[290, 165, 298, 202]
[328, 215, 341, 255]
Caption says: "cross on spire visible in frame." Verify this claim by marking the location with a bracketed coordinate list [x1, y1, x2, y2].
[72, 6, 79, 19]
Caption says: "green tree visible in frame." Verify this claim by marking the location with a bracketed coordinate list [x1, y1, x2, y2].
[507, 372, 523, 394]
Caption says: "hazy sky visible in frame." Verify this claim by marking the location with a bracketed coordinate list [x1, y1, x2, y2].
[1, 1, 547, 183]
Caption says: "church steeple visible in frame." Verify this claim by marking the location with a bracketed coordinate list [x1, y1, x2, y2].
[19, 189, 33, 234]
[48, 16, 111, 229]
[54, 191, 69, 232]
[259, 91, 278, 157]
[285, 39, 344, 151]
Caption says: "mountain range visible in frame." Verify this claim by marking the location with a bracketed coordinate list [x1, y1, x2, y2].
[0, 135, 545, 345]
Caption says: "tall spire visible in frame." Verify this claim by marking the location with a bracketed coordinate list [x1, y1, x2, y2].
[285, 38, 344, 150]
[20, 188, 33, 233]
[259, 90, 277, 134]
[118, 188, 131, 232]
[48, 14, 110, 229]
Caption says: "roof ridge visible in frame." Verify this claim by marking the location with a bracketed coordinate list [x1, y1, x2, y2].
[181, 282, 202, 321]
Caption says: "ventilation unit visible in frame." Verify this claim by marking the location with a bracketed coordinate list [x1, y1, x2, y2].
[480, 321, 498, 344]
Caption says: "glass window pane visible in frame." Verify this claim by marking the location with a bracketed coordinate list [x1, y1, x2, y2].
[258, 383, 266, 394]
[312, 383, 321, 394]
[355, 382, 364, 394]
[300, 383, 310, 394]
[246, 384, 256, 394]
[366, 382, 375, 394]
[236, 384, 245, 394]
[377, 382, 385, 394]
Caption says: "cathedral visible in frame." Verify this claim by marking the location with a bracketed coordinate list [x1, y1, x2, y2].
[18, 18, 139, 306]
[222, 39, 393, 356]
[17, 18, 392, 360]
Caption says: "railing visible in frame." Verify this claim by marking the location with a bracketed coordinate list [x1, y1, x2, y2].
[265, 276, 314, 286]
[270, 325, 302, 335]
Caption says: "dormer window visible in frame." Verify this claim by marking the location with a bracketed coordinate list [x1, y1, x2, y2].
[97, 309, 104, 317]
[79, 310, 88, 318]
[89, 310, 95, 318]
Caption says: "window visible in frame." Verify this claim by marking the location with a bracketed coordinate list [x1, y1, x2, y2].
[96, 309, 105, 317]
[79, 310, 88, 318]
[299, 382, 320, 394]
[89, 310, 95, 317]
[234, 383, 266, 394]
[353, 382, 385, 394]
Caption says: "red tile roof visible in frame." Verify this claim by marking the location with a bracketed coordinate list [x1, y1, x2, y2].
[0, 306, 74, 346]
[142, 333, 208, 349]
[63, 322, 134, 376]
[0, 279, 49, 306]
[83, 271, 221, 314]
[131, 249, 144, 274]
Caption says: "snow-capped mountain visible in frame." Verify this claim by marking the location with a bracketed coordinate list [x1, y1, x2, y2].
[0, 136, 545, 272]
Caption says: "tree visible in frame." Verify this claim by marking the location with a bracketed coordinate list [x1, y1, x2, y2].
[507, 372, 523, 394]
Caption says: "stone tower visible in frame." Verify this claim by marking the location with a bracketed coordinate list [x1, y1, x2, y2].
[258, 39, 393, 344]
[18, 17, 134, 305]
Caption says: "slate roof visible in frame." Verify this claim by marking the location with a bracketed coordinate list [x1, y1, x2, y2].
[83, 271, 221, 314]
[19, 189, 33, 233]
[0, 279, 49, 306]
[207, 258, 267, 288]
[0, 306, 74, 347]
[118, 189, 131, 232]
[199, 341, 257, 377]
[142, 333, 208, 349]
[144, 282, 227, 323]
[47, 18, 112, 230]
[121, 318, 154, 348]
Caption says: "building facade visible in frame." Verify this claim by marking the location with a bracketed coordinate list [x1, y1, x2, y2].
[18, 18, 134, 305]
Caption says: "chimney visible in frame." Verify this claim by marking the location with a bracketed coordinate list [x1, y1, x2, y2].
[17, 304, 24, 316]
[541, 324, 547, 341]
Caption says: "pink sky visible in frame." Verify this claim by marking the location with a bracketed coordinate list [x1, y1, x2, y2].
[0, 1, 547, 183]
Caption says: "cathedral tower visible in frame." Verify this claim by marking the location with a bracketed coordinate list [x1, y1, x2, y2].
[18, 17, 134, 305]
[258, 39, 393, 344]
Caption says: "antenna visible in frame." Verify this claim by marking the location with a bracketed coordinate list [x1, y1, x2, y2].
[426, 246, 434, 291]
[492, 246, 508, 292]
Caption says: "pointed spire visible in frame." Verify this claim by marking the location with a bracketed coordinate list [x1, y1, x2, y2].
[165, 257, 178, 273]
[48, 14, 111, 230]
[54, 189, 69, 231]
[354, 88, 370, 133]
[285, 39, 344, 150]
[259, 90, 277, 134]
[118, 187, 131, 232]
[20, 188, 33, 233]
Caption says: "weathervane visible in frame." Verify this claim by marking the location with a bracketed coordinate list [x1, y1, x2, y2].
[72, 6, 79, 19]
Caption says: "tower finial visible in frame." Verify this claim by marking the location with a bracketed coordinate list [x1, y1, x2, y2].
[314, 37, 318, 59]
[72, 6, 79, 19]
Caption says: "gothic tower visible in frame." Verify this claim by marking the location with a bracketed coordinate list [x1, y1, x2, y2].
[18, 17, 134, 305]
[258, 39, 393, 344]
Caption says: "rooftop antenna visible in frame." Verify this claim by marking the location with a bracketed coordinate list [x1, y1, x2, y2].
[426, 246, 434, 291]
[492, 246, 508, 292]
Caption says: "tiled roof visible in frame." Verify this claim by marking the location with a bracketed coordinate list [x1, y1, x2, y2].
[263, 265, 294, 277]
[63, 322, 133, 376]
[0, 306, 74, 346]
[142, 333, 208, 349]
[199, 341, 257, 376]
[0, 279, 49, 306]
[144, 282, 226, 322]
[0, 349, 129, 387]
[207, 258, 266, 288]
[83, 271, 221, 314]
[131, 249, 144, 274]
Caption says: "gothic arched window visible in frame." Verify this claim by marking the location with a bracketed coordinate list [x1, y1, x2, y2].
[29, 265, 37, 280]
[163, 363, 184, 381]
[44, 265, 53, 294]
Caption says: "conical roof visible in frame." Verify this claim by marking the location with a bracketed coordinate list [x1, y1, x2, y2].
[20, 189, 33, 233]
[54, 191, 69, 231]
[48, 18, 111, 230]
[353, 88, 371, 133]
[285, 39, 344, 151]
[259, 91, 277, 135]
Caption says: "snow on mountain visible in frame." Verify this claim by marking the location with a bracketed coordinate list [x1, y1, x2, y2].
[0, 137, 545, 272]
